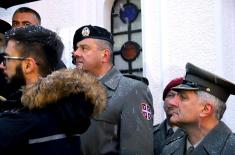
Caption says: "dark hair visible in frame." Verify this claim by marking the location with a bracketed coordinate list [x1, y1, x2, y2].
[13, 7, 41, 24]
[5, 25, 64, 76]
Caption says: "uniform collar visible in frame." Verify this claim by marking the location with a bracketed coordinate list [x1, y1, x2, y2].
[166, 121, 178, 132]
[164, 121, 232, 155]
[196, 121, 232, 154]
[186, 137, 202, 150]
[100, 66, 122, 90]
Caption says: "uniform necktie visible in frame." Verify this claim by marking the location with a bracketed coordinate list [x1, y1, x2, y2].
[186, 146, 194, 155]
[166, 128, 174, 138]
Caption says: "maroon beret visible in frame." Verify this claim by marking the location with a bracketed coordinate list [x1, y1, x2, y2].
[162, 77, 184, 100]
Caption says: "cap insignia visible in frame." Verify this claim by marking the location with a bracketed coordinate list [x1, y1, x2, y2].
[82, 27, 90, 37]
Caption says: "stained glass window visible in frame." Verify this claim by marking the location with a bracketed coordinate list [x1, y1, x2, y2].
[111, 0, 142, 75]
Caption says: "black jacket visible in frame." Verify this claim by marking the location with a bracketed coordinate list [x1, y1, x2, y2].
[0, 69, 107, 155]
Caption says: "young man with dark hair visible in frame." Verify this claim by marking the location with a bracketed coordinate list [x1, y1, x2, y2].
[12, 7, 41, 28]
[154, 77, 185, 155]
[0, 25, 106, 154]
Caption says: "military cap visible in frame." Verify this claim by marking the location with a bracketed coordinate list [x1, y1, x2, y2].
[0, 19, 11, 34]
[163, 77, 184, 100]
[173, 63, 235, 102]
[73, 25, 114, 50]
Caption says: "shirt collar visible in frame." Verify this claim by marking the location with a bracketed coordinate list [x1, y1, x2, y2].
[186, 137, 203, 149]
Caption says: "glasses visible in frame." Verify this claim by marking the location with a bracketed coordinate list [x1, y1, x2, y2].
[1, 55, 26, 66]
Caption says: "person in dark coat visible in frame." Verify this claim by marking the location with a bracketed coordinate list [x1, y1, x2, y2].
[161, 63, 235, 155]
[0, 19, 16, 99]
[1, 7, 66, 100]
[72, 25, 154, 155]
[153, 77, 185, 155]
[0, 25, 107, 155]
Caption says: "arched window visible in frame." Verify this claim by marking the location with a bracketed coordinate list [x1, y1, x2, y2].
[111, 0, 142, 75]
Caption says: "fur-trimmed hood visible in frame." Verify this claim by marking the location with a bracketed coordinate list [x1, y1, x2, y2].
[21, 69, 107, 117]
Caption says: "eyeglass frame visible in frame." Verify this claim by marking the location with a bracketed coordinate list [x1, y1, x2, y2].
[1, 55, 27, 66]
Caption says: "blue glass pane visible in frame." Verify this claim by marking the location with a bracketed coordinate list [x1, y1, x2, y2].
[119, 3, 139, 23]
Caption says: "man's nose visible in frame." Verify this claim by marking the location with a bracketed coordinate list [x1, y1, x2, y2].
[169, 96, 180, 106]
[73, 49, 82, 56]
[0, 62, 5, 69]
[72, 50, 81, 64]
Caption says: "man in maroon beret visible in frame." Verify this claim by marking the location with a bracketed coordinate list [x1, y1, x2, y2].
[154, 77, 185, 155]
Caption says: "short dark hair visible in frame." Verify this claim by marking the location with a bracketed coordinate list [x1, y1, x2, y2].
[13, 7, 41, 24]
[5, 25, 64, 76]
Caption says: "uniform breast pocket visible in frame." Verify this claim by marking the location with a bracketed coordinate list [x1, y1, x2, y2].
[92, 116, 119, 140]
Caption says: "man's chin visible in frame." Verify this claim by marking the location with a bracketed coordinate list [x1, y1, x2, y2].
[75, 64, 83, 70]
[169, 113, 180, 124]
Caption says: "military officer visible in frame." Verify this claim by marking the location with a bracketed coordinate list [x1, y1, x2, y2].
[72, 25, 154, 155]
[154, 77, 185, 155]
[161, 63, 235, 155]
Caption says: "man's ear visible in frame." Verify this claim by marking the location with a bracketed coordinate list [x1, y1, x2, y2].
[102, 49, 111, 63]
[200, 102, 213, 117]
[22, 57, 37, 74]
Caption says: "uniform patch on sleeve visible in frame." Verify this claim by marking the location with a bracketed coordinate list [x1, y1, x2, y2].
[141, 103, 152, 120]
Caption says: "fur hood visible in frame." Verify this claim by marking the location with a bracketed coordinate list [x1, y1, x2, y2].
[21, 69, 107, 116]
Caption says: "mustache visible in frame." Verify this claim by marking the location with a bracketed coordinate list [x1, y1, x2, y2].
[166, 107, 179, 116]
[72, 56, 84, 65]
